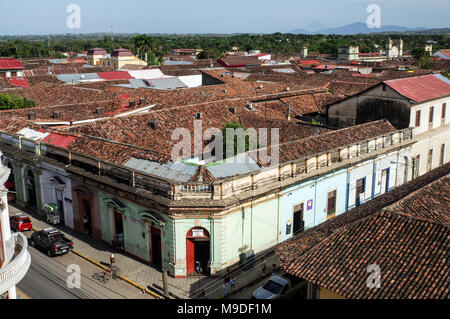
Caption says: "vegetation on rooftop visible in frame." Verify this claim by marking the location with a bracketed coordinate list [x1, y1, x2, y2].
[0, 93, 37, 110]
[222, 122, 252, 158]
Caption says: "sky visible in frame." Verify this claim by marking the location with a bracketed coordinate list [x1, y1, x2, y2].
[0, 0, 449, 35]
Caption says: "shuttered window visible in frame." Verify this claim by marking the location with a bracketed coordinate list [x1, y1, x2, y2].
[327, 190, 337, 217]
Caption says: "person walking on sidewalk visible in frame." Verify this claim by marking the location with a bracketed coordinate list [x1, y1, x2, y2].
[230, 276, 236, 291]
[261, 257, 267, 276]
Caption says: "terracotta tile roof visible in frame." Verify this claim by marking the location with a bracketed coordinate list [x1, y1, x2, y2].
[287, 210, 449, 298]
[276, 163, 450, 299]
[280, 94, 319, 115]
[272, 120, 396, 164]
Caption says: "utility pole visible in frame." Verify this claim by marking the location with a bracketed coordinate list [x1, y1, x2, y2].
[162, 269, 169, 298]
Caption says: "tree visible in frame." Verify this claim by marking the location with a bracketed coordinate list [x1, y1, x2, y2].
[0, 93, 36, 110]
[412, 47, 434, 69]
[221, 122, 252, 158]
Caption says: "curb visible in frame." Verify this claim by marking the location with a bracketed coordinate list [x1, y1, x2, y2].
[31, 226, 164, 299]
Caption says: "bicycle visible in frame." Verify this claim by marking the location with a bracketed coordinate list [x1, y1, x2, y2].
[92, 266, 121, 283]
[92, 270, 111, 283]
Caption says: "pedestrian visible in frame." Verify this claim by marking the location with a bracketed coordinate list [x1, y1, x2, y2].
[230, 276, 236, 291]
[224, 281, 229, 296]
[110, 253, 115, 266]
[261, 257, 267, 276]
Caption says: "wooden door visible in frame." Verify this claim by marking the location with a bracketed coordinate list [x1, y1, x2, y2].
[186, 238, 195, 275]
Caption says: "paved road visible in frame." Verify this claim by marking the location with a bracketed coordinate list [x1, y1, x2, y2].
[16, 232, 153, 299]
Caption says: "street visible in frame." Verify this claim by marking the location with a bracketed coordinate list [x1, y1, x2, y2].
[16, 231, 154, 299]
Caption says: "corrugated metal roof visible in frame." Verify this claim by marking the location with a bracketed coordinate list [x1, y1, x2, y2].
[98, 71, 133, 80]
[273, 68, 296, 73]
[49, 59, 69, 64]
[164, 60, 193, 65]
[0, 58, 24, 70]
[124, 158, 197, 182]
[127, 69, 164, 79]
[42, 133, 77, 148]
[56, 73, 101, 83]
[6, 77, 29, 88]
[115, 79, 149, 89]
[17, 128, 49, 141]
[206, 154, 260, 178]
[145, 77, 187, 90]
[385, 74, 450, 103]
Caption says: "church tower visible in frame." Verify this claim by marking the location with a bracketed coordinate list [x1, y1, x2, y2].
[398, 38, 404, 57]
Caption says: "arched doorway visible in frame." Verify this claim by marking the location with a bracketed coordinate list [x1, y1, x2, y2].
[5, 163, 16, 202]
[186, 227, 210, 276]
[140, 212, 165, 269]
[25, 169, 37, 208]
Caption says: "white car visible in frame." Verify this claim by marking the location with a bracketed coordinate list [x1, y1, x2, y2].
[252, 275, 291, 299]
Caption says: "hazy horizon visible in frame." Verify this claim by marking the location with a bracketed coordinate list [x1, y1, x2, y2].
[0, 0, 449, 36]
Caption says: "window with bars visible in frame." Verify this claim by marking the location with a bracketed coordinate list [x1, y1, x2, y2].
[442, 103, 447, 123]
[429, 107, 434, 129]
[427, 149, 433, 172]
[327, 190, 337, 217]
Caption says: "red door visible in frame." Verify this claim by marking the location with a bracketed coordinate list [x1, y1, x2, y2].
[186, 238, 195, 275]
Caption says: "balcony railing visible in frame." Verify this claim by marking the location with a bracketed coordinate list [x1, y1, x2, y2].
[0, 232, 31, 295]
[0, 127, 414, 202]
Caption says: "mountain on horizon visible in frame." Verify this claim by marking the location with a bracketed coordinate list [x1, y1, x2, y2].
[291, 22, 427, 35]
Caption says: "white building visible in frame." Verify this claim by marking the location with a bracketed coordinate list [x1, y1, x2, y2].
[0, 151, 31, 299]
[327, 74, 450, 181]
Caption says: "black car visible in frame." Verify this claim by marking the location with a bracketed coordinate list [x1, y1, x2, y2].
[30, 228, 73, 257]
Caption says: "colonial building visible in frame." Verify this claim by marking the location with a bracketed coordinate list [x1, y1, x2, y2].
[0, 119, 414, 277]
[0, 151, 31, 299]
[327, 73, 450, 180]
[87, 48, 147, 69]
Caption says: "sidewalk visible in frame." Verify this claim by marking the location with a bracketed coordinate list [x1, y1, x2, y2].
[9, 204, 279, 299]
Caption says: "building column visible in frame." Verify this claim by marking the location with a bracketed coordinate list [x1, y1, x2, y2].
[7, 285, 17, 299]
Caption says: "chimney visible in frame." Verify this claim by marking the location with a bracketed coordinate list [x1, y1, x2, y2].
[150, 119, 159, 130]
[246, 103, 254, 110]
[139, 97, 145, 105]
[95, 108, 103, 117]
[195, 112, 202, 119]
[28, 112, 36, 120]
[229, 106, 237, 114]
[52, 111, 60, 119]
[129, 100, 136, 107]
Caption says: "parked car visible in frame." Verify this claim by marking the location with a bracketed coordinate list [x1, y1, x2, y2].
[10, 214, 33, 232]
[252, 274, 305, 299]
[30, 228, 73, 257]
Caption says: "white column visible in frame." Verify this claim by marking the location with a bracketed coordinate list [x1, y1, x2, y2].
[7, 285, 17, 299]
[0, 186, 12, 242]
